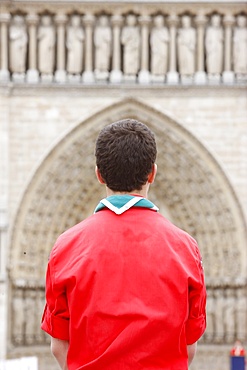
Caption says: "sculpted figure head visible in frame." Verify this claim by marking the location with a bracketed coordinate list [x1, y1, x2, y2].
[41, 15, 52, 27]
[99, 15, 109, 27]
[13, 15, 25, 26]
[211, 14, 221, 27]
[154, 15, 165, 28]
[126, 14, 136, 27]
[71, 15, 81, 27]
[181, 15, 191, 28]
[236, 15, 246, 28]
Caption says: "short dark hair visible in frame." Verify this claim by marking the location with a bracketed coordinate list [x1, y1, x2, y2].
[95, 118, 157, 192]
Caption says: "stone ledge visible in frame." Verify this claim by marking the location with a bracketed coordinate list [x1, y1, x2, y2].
[1, 1, 247, 16]
[0, 83, 246, 98]
[2, 0, 247, 3]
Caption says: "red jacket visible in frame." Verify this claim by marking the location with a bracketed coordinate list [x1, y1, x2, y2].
[41, 206, 206, 370]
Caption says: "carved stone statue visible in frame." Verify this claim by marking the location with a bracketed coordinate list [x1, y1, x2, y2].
[66, 15, 84, 75]
[38, 15, 56, 74]
[224, 288, 235, 343]
[177, 15, 196, 76]
[205, 289, 215, 341]
[214, 289, 224, 343]
[9, 15, 28, 74]
[94, 15, 112, 74]
[25, 290, 36, 344]
[236, 289, 247, 341]
[150, 15, 169, 76]
[205, 14, 223, 75]
[36, 290, 46, 343]
[233, 15, 247, 75]
[121, 14, 140, 75]
[12, 289, 25, 344]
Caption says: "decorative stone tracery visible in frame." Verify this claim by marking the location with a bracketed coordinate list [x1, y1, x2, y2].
[8, 98, 247, 350]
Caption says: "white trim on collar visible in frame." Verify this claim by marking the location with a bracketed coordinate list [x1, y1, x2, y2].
[100, 196, 144, 215]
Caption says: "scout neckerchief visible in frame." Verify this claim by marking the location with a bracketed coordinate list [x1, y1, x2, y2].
[94, 194, 159, 215]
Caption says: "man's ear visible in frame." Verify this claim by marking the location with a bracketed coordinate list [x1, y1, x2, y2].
[147, 163, 157, 184]
[95, 166, 105, 184]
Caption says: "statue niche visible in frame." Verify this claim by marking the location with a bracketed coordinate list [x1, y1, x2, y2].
[94, 15, 112, 81]
[9, 15, 28, 77]
[121, 14, 140, 81]
[38, 15, 56, 80]
[66, 15, 85, 78]
[150, 15, 169, 81]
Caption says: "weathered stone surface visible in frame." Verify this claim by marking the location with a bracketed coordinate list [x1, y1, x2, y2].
[0, 0, 247, 366]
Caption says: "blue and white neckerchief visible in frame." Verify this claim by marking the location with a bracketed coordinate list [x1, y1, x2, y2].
[94, 195, 159, 215]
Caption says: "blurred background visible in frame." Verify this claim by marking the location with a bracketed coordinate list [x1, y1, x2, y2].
[0, 0, 246, 368]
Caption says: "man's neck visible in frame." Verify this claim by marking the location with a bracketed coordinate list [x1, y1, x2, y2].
[105, 184, 150, 198]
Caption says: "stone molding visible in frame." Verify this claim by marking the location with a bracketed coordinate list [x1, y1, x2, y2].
[1, 84, 246, 98]
[1, 1, 247, 14]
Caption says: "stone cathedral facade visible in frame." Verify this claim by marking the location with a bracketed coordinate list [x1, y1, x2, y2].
[0, 0, 247, 369]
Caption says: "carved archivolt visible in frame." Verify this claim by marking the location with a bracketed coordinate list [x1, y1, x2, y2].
[9, 98, 247, 346]
[10, 98, 247, 282]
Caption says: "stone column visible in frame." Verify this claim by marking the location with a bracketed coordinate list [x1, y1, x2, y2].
[110, 15, 123, 83]
[0, 267, 8, 359]
[194, 14, 207, 85]
[0, 83, 9, 359]
[167, 14, 179, 84]
[0, 13, 11, 81]
[54, 14, 67, 83]
[138, 15, 151, 84]
[26, 14, 39, 83]
[82, 14, 95, 83]
[222, 15, 235, 84]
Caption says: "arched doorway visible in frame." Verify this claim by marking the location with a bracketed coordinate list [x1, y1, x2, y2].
[8, 98, 247, 356]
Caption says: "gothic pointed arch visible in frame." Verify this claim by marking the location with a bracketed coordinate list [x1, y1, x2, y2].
[10, 97, 247, 286]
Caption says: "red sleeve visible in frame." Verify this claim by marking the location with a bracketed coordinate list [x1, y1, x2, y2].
[41, 256, 70, 341]
[185, 241, 207, 345]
